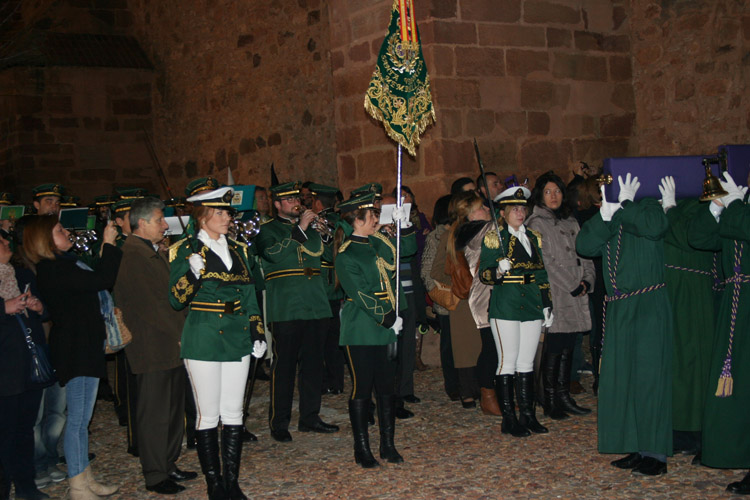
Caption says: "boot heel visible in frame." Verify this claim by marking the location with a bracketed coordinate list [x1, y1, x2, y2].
[377, 395, 404, 463]
[496, 375, 531, 438]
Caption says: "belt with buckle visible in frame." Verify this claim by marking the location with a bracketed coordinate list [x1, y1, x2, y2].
[190, 300, 241, 314]
[265, 268, 321, 281]
[501, 274, 535, 285]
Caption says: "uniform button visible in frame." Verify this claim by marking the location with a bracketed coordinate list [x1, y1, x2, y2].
[520, 306, 524, 310]
[219, 313, 223, 318]
[521, 293, 525, 297]
[243, 327, 247, 331]
[219, 330, 224, 334]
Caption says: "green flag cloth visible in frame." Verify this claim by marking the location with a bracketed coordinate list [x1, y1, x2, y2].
[364, 0, 435, 157]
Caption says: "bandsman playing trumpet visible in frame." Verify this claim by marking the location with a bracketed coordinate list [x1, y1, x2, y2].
[255, 181, 337, 443]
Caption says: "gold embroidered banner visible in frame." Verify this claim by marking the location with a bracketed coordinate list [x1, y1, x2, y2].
[364, 0, 435, 157]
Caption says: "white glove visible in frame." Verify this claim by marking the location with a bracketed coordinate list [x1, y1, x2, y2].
[658, 176, 676, 211]
[599, 185, 622, 222]
[390, 316, 403, 335]
[189, 253, 205, 278]
[497, 258, 512, 275]
[617, 173, 640, 203]
[252, 340, 267, 359]
[542, 307, 554, 328]
[709, 200, 724, 222]
[390, 206, 411, 227]
[717, 171, 745, 208]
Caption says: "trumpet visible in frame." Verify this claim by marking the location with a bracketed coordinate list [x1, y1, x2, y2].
[68, 229, 99, 253]
[294, 206, 335, 241]
[229, 212, 262, 243]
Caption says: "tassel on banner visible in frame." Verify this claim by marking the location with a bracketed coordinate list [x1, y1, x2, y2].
[715, 375, 733, 397]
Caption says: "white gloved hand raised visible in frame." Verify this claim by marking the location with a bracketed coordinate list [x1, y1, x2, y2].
[188, 253, 205, 278]
[252, 340, 267, 359]
[542, 307, 554, 328]
[709, 200, 725, 222]
[390, 206, 411, 227]
[390, 316, 403, 335]
[658, 175, 676, 211]
[497, 258, 512, 276]
[618, 173, 640, 203]
[717, 171, 746, 208]
[599, 185, 622, 222]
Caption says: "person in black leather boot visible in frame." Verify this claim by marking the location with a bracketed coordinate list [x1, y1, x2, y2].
[195, 428, 227, 500]
[496, 375, 530, 438]
[515, 372, 547, 434]
[556, 348, 591, 416]
[332, 194, 414, 468]
[221, 425, 247, 500]
[727, 471, 750, 495]
[541, 351, 569, 420]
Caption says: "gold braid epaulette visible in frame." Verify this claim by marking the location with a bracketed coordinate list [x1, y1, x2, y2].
[231, 238, 249, 261]
[168, 238, 188, 263]
[484, 229, 500, 249]
[528, 228, 542, 249]
[372, 232, 397, 261]
[339, 240, 352, 253]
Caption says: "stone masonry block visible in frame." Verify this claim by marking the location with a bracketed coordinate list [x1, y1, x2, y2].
[480, 78, 520, 111]
[465, 109, 496, 137]
[333, 66, 373, 99]
[506, 49, 549, 77]
[337, 126, 363, 152]
[478, 24, 546, 48]
[455, 47, 505, 77]
[348, 42, 370, 63]
[600, 113, 635, 137]
[461, 0, 521, 23]
[562, 114, 595, 137]
[431, 20, 477, 45]
[608, 55, 631, 81]
[339, 154, 356, 181]
[496, 111, 527, 136]
[520, 140, 572, 172]
[611, 83, 634, 111]
[432, 78, 481, 108]
[49, 118, 79, 128]
[528, 111, 550, 135]
[112, 99, 152, 115]
[351, 8, 390, 40]
[552, 53, 607, 81]
[440, 109, 463, 138]
[356, 149, 395, 181]
[14, 96, 43, 114]
[428, 0, 457, 19]
[524, 1, 581, 25]
[547, 28, 572, 48]
[425, 45, 454, 77]
[520, 80, 570, 110]
[424, 140, 474, 176]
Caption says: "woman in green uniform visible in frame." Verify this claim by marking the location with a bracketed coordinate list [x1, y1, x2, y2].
[479, 186, 552, 438]
[169, 178, 266, 500]
[333, 193, 415, 468]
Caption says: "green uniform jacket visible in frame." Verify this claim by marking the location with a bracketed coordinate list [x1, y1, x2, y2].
[664, 199, 716, 432]
[321, 213, 344, 301]
[688, 198, 750, 468]
[576, 199, 673, 456]
[254, 217, 332, 323]
[479, 223, 551, 321]
[336, 228, 417, 346]
[168, 237, 263, 361]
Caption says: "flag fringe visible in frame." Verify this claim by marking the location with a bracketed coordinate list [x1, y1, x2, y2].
[715, 375, 733, 397]
[364, 98, 436, 157]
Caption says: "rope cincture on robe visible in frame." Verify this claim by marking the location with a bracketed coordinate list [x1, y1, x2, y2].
[715, 241, 750, 398]
[599, 226, 666, 371]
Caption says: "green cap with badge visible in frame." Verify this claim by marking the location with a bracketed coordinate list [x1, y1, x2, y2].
[269, 181, 302, 199]
[185, 177, 221, 197]
[32, 183, 65, 200]
[350, 183, 382, 199]
[116, 187, 148, 200]
[307, 183, 339, 197]
[93, 194, 117, 206]
[0, 192, 13, 205]
[337, 192, 379, 213]
[60, 195, 80, 207]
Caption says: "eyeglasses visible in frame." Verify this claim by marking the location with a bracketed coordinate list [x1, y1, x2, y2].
[279, 196, 300, 203]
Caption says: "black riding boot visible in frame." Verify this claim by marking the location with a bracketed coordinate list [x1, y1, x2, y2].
[591, 346, 601, 396]
[196, 428, 228, 500]
[221, 425, 246, 500]
[377, 395, 404, 463]
[349, 399, 379, 468]
[557, 348, 591, 415]
[542, 351, 569, 420]
[516, 372, 548, 434]
[496, 375, 530, 437]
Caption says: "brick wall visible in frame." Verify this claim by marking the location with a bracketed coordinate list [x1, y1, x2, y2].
[330, 0, 638, 214]
[0, 67, 157, 204]
[127, 0, 339, 193]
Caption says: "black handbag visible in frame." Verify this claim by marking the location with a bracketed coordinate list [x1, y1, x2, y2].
[16, 315, 56, 387]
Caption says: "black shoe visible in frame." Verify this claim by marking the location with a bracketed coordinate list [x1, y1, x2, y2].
[515, 372, 548, 434]
[461, 399, 476, 409]
[556, 348, 591, 416]
[611, 453, 642, 469]
[127, 446, 139, 457]
[727, 471, 750, 494]
[403, 395, 421, 404]
[496, 375, 530, 438]
[270, 429, 292, 442]
[541, 352, 569, 421]
[631, 457, 667, 476]
[146, 479, 186, 495]
[168, 468, 198, 482]
[241, 428, 258, 442]
[377, 395, 404, 464]
[298, 420, 339, 433]
[447, 391, 460, 402]
[349, 399, 380, 469]
[691, 452, 702, 466]
[395, 407, 414, 419]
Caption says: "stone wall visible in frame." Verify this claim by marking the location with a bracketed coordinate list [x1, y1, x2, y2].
[330, 0, 638, 214]
[631, 0, 750, 156]
[127, 0, 339, 194]
[0, 66, 157, 204]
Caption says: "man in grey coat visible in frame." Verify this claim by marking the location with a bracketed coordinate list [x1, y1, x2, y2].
[113, 197, 197, 495]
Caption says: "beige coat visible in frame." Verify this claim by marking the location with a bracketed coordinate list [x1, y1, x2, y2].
[463, 222, 492, 330]
[526, 206, 595, 334]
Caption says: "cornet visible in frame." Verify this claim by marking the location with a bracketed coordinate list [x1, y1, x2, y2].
[68, 230, 99, 253]
[294, 206, 335, 241]
[229, 212, 261, 243]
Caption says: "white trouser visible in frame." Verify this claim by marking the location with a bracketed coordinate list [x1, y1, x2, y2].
[489, 319, 543, 375]
[184, 356, 251, 430]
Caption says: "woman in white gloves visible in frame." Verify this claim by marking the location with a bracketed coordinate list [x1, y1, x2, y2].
[479, 187, 553, 438]
[168, 177, 267, 500]
[576, 173, 673, 477]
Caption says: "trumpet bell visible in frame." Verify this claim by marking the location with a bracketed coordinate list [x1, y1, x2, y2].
[595, 174, 613, 185]
[700, 166, 728, 202]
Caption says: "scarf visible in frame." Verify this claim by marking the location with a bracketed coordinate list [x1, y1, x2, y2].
[508, 224, 532, 256]
[198, 229, 232, 270]
[0, 262, 20, 300]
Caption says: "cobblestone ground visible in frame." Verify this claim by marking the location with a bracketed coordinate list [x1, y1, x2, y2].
[33, 367, 744, 500]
